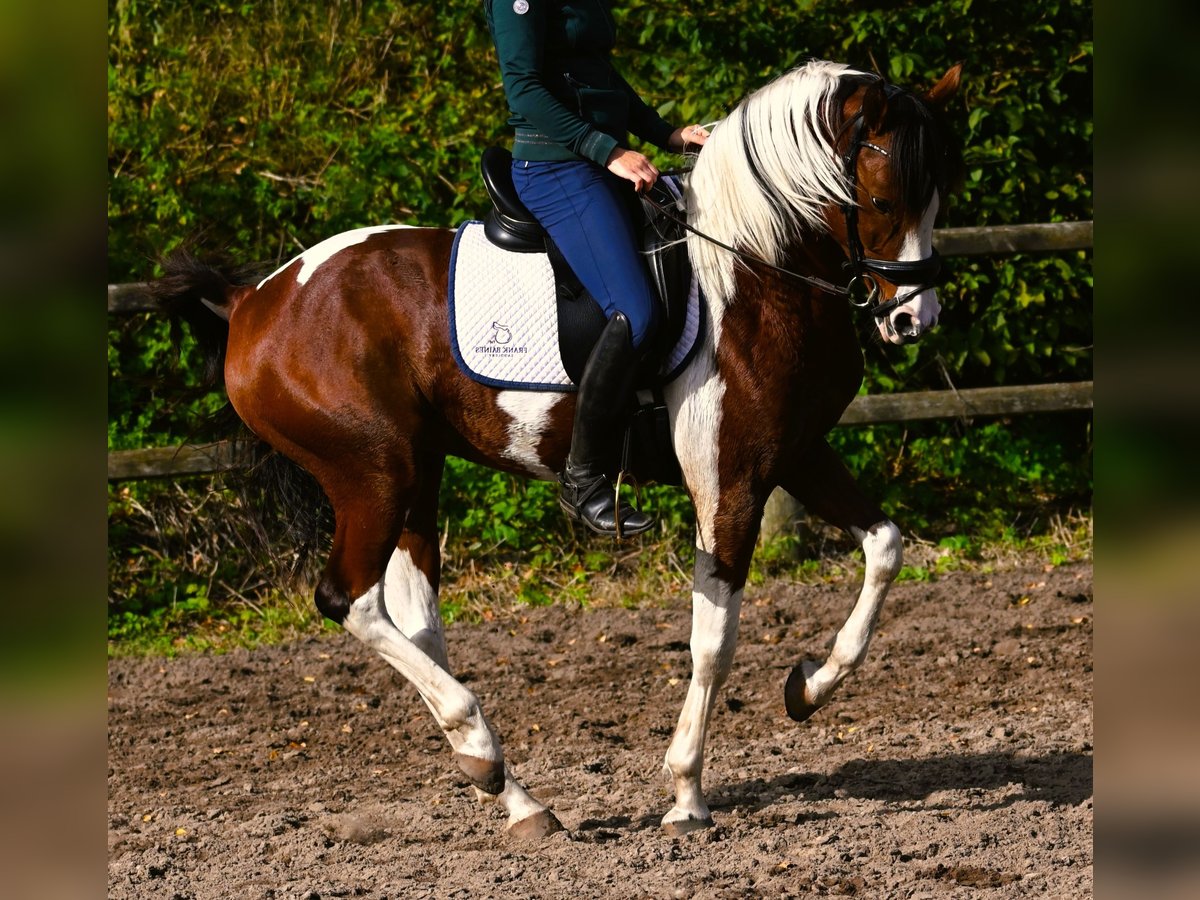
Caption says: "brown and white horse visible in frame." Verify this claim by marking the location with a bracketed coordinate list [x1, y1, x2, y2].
[156, 60, 962, 838]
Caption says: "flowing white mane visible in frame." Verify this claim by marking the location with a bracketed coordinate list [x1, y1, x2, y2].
[685, 59, 864, 305]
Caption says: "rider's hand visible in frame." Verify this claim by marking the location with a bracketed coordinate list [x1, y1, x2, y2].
[668, 124, 710, 152]
[605, 147, 659, 193]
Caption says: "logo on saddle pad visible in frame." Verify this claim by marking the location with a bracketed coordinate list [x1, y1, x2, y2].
[475, 320, 528, 356]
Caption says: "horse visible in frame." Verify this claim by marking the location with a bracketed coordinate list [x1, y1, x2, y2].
[153, 59, 962, 839]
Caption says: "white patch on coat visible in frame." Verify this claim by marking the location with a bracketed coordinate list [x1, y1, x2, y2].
[495, 391, 563, 480]
[882, 193, 942, 339]
[664, 305, 725, 552]
[256, 224, 419, 290]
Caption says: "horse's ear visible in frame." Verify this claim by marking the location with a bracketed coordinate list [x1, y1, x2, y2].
[924, 64, 963, 108]
[861, 78, 888, 130]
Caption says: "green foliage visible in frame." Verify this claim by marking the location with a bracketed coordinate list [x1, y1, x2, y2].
[829, 414, 1092, 539]
[108, 0, 1092, 640]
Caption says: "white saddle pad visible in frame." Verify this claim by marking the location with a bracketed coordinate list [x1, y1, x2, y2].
[448, 220, 701, 391]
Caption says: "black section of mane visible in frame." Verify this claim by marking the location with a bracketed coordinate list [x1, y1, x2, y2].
[882, 84, 965, 214]
[832, 73, 964, 215]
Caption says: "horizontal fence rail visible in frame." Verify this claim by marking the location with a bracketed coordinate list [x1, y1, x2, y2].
[108, 442, 253, 482]
[106, 221, 1093, 314]
[931, 220, 1092, 256]
[108, 220, 1093, 483]
[108, 381, 1093, 482]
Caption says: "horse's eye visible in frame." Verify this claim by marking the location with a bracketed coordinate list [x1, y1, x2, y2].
[871, 196, 894, 215]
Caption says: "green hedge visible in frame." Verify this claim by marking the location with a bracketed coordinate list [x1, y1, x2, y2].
[108, 0, 1093, 609]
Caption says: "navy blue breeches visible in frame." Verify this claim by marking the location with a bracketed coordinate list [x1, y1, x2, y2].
[511, 159, 657, 350]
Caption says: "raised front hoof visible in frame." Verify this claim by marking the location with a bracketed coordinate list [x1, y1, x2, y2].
[507, 809, 565, 841]
[784, 664, 823, 723]
[661, 814, 714, 837]
[453, 752, 505, 796]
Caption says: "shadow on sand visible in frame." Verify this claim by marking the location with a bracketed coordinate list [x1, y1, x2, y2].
[708, 750, 1093, 816]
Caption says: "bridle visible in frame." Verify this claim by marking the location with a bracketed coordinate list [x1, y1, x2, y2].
[839, 111, 943, 321]
[647, 97, 944, 323]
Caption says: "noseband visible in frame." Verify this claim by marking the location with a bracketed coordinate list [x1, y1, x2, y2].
[840, 113, 943, 320]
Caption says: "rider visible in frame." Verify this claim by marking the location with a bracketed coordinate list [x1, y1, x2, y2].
[485, 0, 708, 537]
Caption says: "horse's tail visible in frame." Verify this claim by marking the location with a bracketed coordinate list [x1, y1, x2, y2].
[149, 249, 258, 388]
[148, 247, 333, 572]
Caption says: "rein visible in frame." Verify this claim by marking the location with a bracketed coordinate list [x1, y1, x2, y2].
[650, 107, 943, 321]
[641, 188, 851, 300]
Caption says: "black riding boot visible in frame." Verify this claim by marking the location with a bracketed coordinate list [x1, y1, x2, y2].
[559, 312, 653, 537]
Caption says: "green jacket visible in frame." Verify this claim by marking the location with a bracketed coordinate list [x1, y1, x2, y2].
[485, 0, 675, 166]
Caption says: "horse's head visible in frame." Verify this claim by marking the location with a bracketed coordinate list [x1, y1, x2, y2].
[685, 60, 964, 340]
[826, 66, 963, 345]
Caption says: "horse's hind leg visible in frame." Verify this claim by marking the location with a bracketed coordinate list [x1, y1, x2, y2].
[313, 457, 509, 798]
[383, 454, 450, 671]
[380, 455, 561, 838]
[779, 438, 903, 722]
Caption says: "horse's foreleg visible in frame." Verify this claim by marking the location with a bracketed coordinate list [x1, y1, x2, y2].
[661, 502, 761, 835]
[779, 439, 902, 722]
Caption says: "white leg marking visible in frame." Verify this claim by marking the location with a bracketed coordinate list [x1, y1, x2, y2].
[384, 548, 448, 671]
[803, 520, 902, 706]
[662, 550, 743, 830]
[495, 391, 564, 481]
[492, 766, 552, 829]
[659, 297, 733, 829]
[255, 224, 423, 290]
[342, 582, 500, 766]
[376, 561, 552, 826]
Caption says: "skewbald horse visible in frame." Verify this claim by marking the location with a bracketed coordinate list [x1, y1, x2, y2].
[157, 60, 962, 838]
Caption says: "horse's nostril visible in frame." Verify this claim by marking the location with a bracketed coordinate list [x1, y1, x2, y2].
[893, 312, 919, 337]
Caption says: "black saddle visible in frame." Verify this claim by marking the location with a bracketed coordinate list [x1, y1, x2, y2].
[480, 146, 547, 253]
[479, 147, 695, 390]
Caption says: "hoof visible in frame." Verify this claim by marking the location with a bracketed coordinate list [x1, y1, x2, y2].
[453, 752, 505, 796]
[507, 809, 565, 840]
[661, 815, 714, 837]
[784, 664, 822, 723]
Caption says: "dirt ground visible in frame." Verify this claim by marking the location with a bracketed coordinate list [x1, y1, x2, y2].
[108, 561, 1092, 899]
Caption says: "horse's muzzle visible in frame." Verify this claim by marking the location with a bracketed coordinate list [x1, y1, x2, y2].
[880, 292, 941, 345]
[881, 312, 921, 345]
[893, 311, 920, 339]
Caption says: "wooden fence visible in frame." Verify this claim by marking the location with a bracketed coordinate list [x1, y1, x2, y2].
[108, 220, 1093, 482]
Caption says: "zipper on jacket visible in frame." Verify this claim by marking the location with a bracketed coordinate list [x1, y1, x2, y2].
[562, 72, 591, 116]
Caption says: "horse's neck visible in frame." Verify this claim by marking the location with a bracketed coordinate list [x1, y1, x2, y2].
[714, 256, 864, 403]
